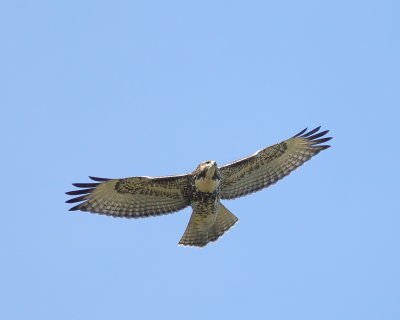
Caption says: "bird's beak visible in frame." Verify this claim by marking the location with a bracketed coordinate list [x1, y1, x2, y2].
[206, 162, 217, 178]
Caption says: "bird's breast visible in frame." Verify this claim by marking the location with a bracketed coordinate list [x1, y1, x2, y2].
[194, 177, 220, 193]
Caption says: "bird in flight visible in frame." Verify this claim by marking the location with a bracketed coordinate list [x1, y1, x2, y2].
[66, 127, 331, 247]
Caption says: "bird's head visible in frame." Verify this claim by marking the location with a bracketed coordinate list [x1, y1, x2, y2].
[195, 160, 219, 180]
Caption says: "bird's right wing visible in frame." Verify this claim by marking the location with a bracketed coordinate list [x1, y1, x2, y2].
[66, 174, 191, 218]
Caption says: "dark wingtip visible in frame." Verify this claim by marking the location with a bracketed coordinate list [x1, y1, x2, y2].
[319, 145, 331, 150]
[67, 177, 108, 211]
[312, 137, 332, 144]
[296, 127, 332, 140]
[66, 188, 94, 196]
[293, 126, 332, 150]
[303, 126, 321, 137]
[89, 176, 109, 182]
[72, 182, 100, 188]
[307, 130, 329, 140]
[65, 195, 88, 204]
[292, 127, 308, 138]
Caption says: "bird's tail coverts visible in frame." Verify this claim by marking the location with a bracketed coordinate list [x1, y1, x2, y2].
[178, 204, 238, 247]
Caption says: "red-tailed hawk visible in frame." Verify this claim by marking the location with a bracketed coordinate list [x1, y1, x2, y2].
[66, 127, 331, 247]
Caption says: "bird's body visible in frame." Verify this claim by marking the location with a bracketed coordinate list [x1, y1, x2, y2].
[179, 161, 238, 246]
[191, 161, 220, 222]
[66, 127, 332, 247]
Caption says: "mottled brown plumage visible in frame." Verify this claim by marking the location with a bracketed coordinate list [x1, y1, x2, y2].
[66, 127, 332, 247]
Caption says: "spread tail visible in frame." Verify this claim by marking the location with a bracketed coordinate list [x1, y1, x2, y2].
[178, 203, 238, 247]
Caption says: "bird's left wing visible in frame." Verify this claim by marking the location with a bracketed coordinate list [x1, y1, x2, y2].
[66, 174, 191, 218]
[219, 127, 332, 200]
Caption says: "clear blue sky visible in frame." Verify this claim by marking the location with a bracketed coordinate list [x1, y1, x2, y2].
[1, 1, 399, 319]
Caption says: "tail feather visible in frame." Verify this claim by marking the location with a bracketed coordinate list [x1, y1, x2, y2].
[178, 203, 238, 247]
